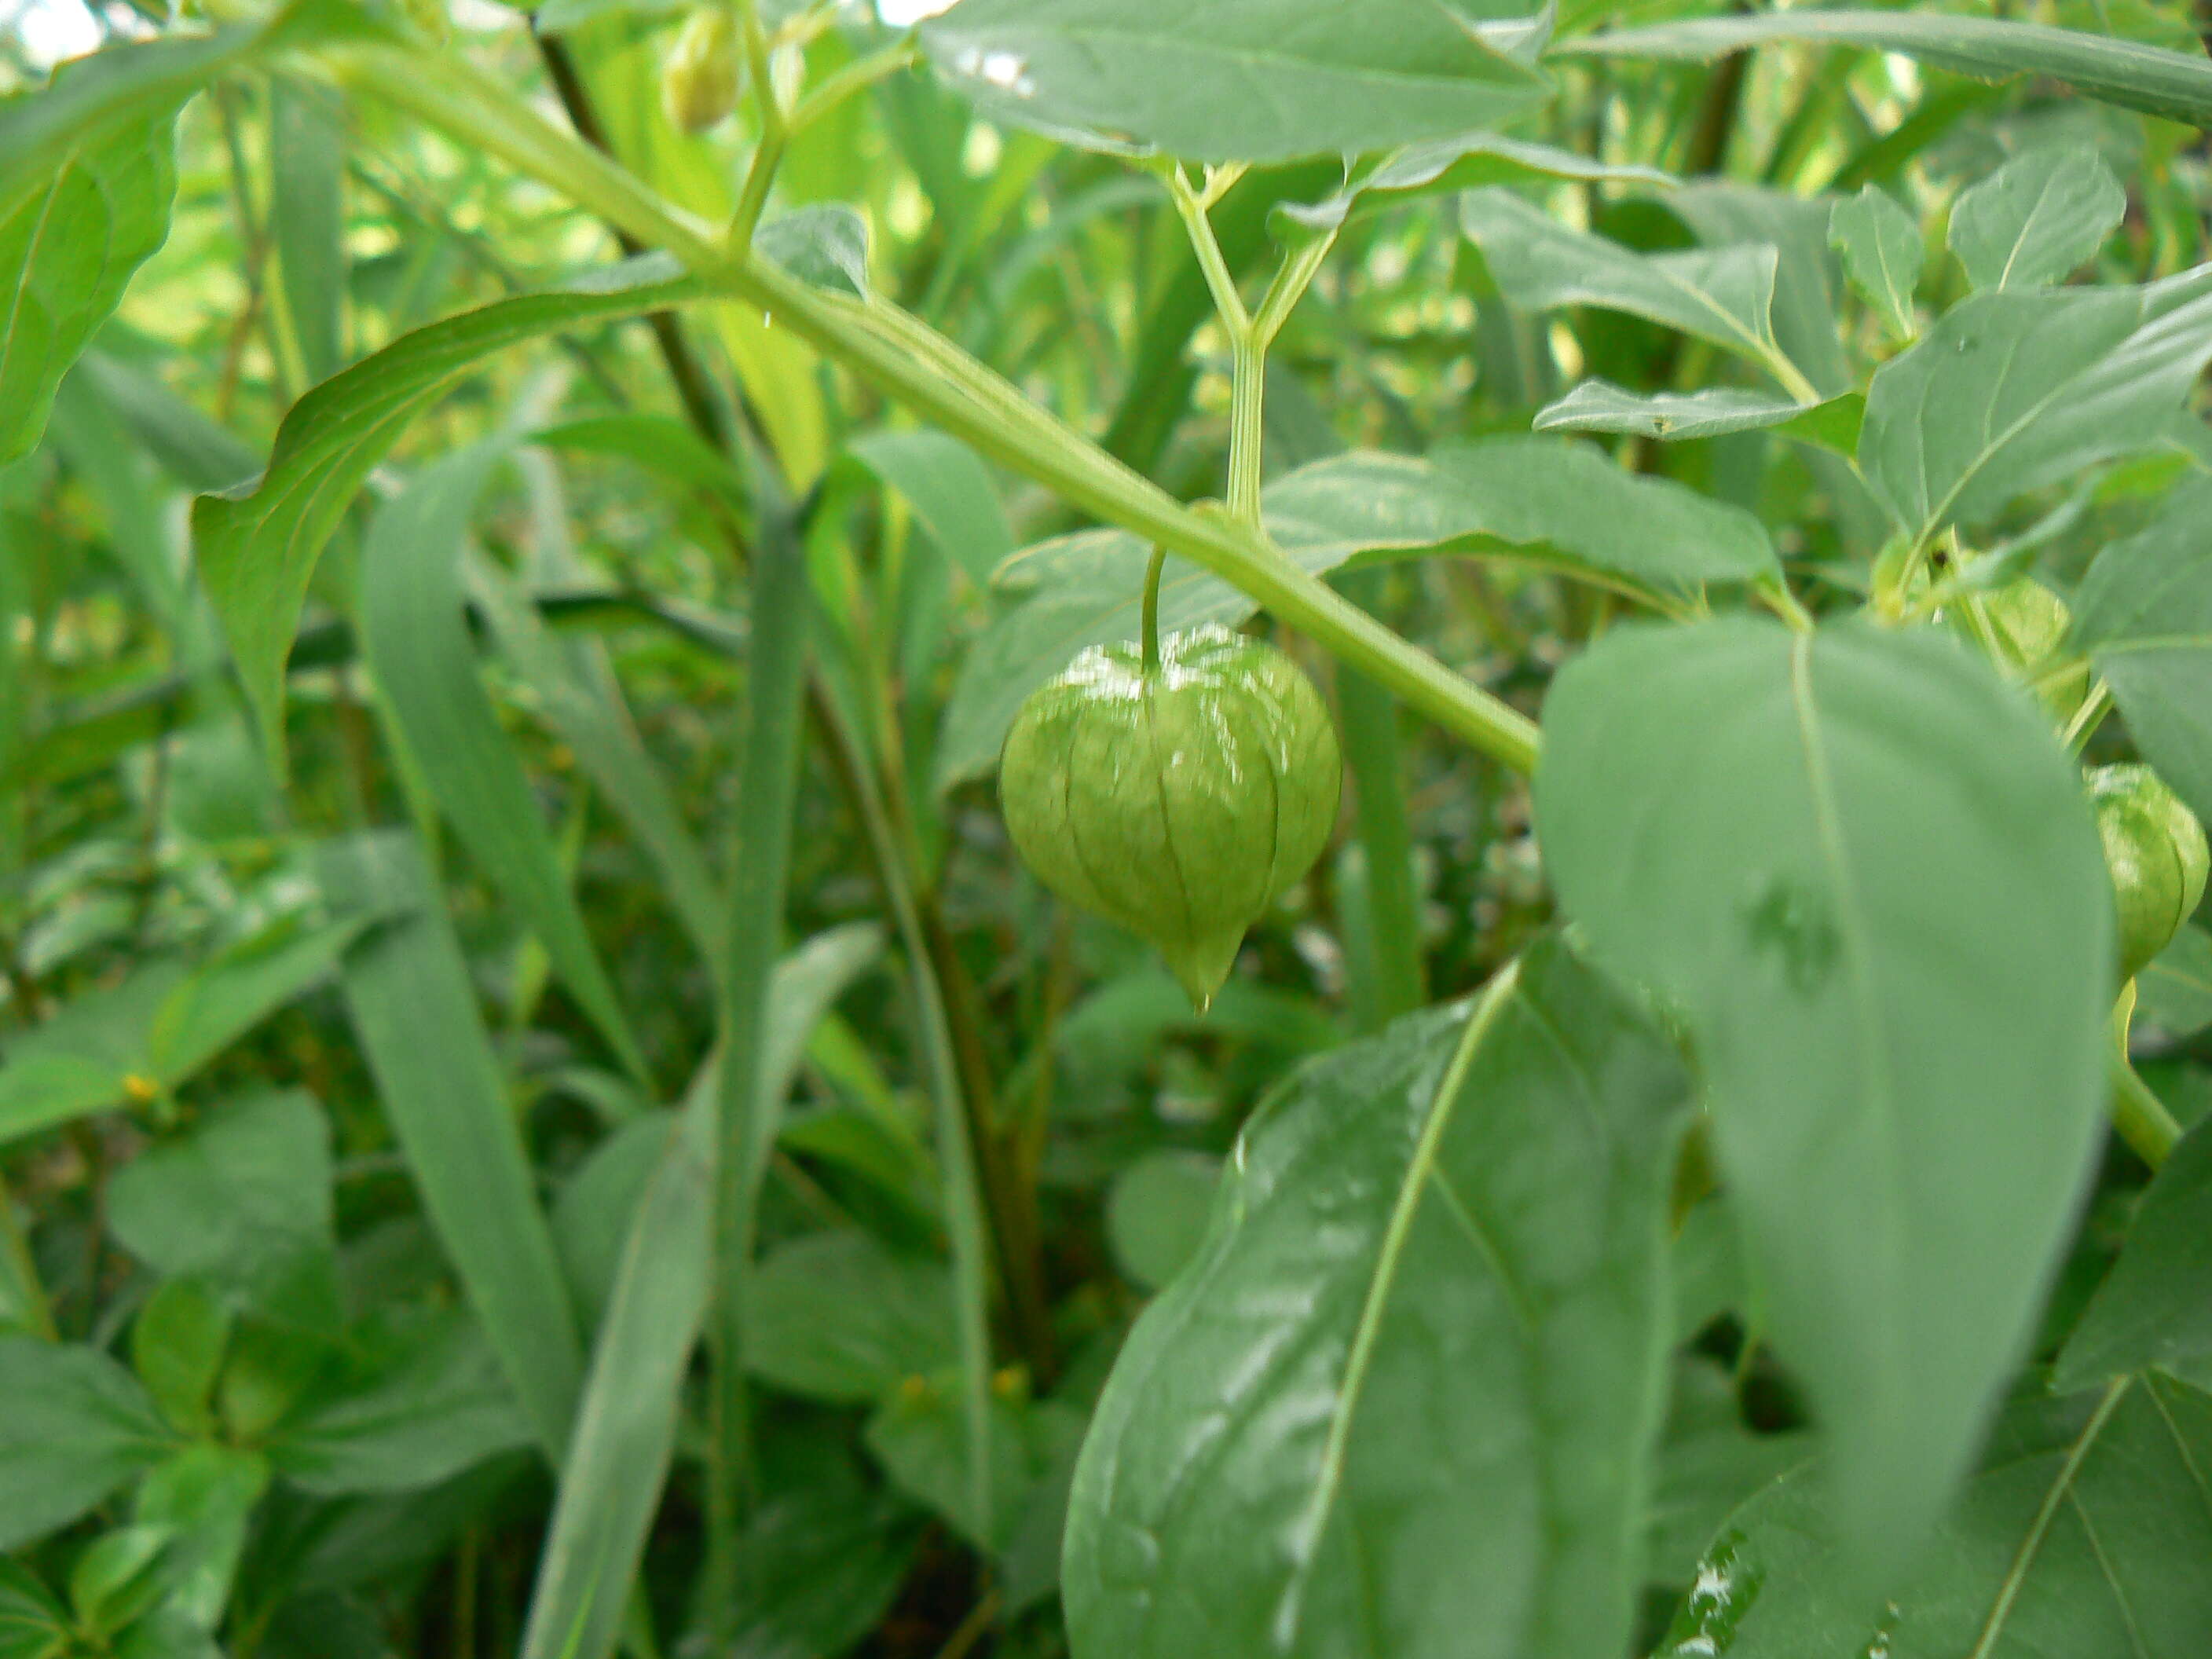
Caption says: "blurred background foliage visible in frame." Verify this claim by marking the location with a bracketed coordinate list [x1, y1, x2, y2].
[0, 0, 2208, 1654]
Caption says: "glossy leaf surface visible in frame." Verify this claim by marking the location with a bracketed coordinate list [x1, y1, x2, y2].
[1064, 939, 1691, 1659]
[918, 0, 1551, 163]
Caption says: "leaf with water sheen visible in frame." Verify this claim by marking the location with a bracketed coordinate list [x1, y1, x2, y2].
[938, 441, 1775, 787]
[1555, 9, 2212, 128]
[1948, 145, 2126, 292]
[1534, 382, 1849, 445]
[1063, 939, 1692, 1659]
[1829, 185, 1923, 339]
[1859, 269, 2212, 542]
[918, 0, 1551, 164]
[2071, 475, 2212, 826]
[1536, 617, 2112, 1572]
[1659, 1375, 2212, 1657]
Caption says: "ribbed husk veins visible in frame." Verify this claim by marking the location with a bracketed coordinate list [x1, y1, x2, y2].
[2090, 763, 2210, 983]
[999, 625, 1342, 1010]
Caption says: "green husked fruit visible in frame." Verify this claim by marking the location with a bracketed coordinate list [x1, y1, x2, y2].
[999, 625, 1342, 1011]
[661, 8, 741, 134]
[2090, 764, 2210, 983]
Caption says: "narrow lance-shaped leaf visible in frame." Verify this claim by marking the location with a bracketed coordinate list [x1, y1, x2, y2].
[1859, 268, 2212, 543]
[1064, 938, 1693, 1659]
[360, 441, 650, 1084]
[1948, 145, 2126, 292]
[318, 832, 584, 1461]
[917, 0, 1551, 164]
[192, 255, 706, 768]
[1554, 9, 2212, 130]
[1661, 1375, 2212, 1657]
[1536, 617, 2111, 1575]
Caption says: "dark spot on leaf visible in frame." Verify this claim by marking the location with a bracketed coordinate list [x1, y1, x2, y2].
[1744, 877, 1838, 996]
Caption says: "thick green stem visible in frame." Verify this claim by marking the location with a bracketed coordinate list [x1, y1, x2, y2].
[333, 46, 1542, 778]
[1227, 334, 1266, 524]
[1141, 545, 1166, 673]
[2111, 1050, 2183, 1168]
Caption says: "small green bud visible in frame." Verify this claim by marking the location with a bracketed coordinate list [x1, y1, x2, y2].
[662, 7, 742, 134]
[998, 626, 1342, 1011]
[2090, 764, 2209, 983]
[1979, 579, 2087, 720]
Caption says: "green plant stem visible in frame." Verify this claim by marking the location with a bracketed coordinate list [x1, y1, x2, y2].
[726, 0, 784, 250]
[2064, 679, 2113, 754]
[789, 42, 919, 130]
[333, 47, 1542, 779]
[1141, 545, 1166, 672]
[2110, 1049, 2182, 1168]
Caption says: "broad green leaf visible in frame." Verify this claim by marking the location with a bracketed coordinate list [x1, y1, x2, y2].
[1461, 188, 1817, 400]
[755, 203, 871, 297]
[2054, 1113, 2212, 1388]
[0, 0, 365, 206]
[266, 1314, 533, 1496]
[2071, 476, 2212, 825]
[318, 832, 584, 1461]
[1555, 9, 2212, 129]
[938, 441, 1778, 787]
[1536, 618, 2111, 1570]
[744, 1229, 958, 1404]
[0, 915, 366, 1148]
[1660, 1375, 2212, 1657]
[1829, 184, 1923, 339]
[917, 0, 1551, 164]
[0, 109, 178, 466]
[846, 428, 1015, 591]
[865, 1384, 1035, 1553]
[1859, 269, 2212, 542]
[0, 1335, 179, 1551]
[130, 1280, 230, 1437]
[1648, 1361, 1808, 1587]
[1534, 381, 1852, 445]
[2137, 925, 2212, 1038]
[1668, 184, 1852, 400]
[1277, 133, 1675, 236]
[269, 82, 347, 383]
[108, 1089, 343, 1336]
[132, 1445, 267, 1635]
[1104, 1150, 1219, 1291]
[1064, 939, 1692, 1659]
[1949, 145, 2126, 292]
[361, 442, 647, 1082]
[719, 1475, 918, 1659]
[192, 255, 705, 766]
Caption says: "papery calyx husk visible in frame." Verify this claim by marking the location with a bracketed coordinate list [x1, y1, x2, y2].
[661, 7, 742, 134]
[2090, 763, 2209, 983]
[998, 625, 1342, 1011]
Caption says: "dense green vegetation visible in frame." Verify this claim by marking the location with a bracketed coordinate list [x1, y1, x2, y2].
[5, 0, 2212, 1654]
